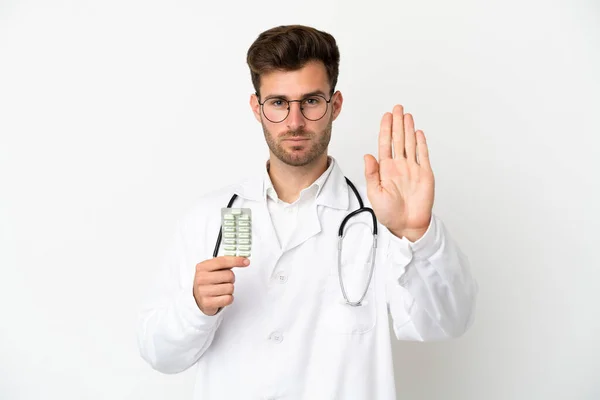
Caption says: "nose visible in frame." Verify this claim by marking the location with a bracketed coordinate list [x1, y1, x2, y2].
[286, 101, 306, 131]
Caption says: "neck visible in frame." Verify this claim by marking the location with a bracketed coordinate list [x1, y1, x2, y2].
[267, 154, 329, 204]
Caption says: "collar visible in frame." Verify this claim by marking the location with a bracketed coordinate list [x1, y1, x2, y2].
[263, 157, 334, 202]
[232, 156, 350, 210]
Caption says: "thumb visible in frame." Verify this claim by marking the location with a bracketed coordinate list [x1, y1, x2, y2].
[364, 154, 380, 193]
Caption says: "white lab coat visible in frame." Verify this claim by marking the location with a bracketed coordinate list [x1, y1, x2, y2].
[137, 159, 478, 400]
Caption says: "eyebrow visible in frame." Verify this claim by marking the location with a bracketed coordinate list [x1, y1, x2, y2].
[263, 90, 328, 101]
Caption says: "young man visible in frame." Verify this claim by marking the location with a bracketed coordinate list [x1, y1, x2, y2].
[138, 25, 478, 399]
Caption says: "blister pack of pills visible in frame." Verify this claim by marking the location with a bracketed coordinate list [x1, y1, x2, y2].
[220, 208, 252, 257]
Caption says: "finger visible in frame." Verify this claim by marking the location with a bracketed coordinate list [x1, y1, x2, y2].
[198, 269, 236, 285]
[203, 256, 250, 272]
[378, 112, 393, 160]
[416, 130, 431, 169]
[392, 105, 405, 159]
[206, 294, 234, 309]
[202, 283, 235, 297]
[364, 154, 380, 193]
[404, 113, 417, 164]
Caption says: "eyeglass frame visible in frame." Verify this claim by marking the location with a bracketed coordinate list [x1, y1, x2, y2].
[256, 91, 334, 123]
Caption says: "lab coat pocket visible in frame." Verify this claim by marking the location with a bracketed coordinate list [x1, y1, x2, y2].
[321, 262, 377, 334]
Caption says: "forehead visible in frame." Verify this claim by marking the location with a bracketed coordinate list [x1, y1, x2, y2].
[259, 61, 330, 98]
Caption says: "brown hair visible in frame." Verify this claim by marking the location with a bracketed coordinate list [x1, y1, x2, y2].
[246, 25, 340, 98]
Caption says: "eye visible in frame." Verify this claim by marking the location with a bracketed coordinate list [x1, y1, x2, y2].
[268, 99, 286, 107]
[303, 97, 321, 106]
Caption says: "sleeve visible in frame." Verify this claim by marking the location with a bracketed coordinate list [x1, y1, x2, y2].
[136, 220, 223, 374]
[383, 213, 478, 341]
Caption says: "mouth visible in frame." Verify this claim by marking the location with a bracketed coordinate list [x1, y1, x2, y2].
[284, 138, 310, 142]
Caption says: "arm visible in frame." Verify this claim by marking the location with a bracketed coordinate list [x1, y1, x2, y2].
[384, 214, 478, 340]
[364, 104, 477, 340]
[136, 221, 222, 374]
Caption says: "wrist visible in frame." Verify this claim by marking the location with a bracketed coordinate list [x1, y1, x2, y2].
[389, 226, 428, 242]
[401, 227, 428, 242]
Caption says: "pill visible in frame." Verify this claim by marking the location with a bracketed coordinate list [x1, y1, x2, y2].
[222, 207, 252, 256]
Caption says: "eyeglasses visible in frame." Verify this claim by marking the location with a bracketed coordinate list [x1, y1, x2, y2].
[257, 93, 332, 123]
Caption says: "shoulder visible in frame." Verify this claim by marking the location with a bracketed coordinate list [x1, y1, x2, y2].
[177, 175, 259, 237]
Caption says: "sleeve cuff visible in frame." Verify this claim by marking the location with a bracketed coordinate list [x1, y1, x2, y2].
[387, 214, 441, 261]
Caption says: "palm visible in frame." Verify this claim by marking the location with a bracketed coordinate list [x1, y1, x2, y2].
[364, 105, 435, 240]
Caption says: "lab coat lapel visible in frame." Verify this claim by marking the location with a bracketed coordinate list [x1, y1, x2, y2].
[283, 204, 321, 253]
[283, 159, 350, 253]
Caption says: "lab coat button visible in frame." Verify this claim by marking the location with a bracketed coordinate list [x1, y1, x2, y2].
[269, 331, 283, 343]
[398, 273, 408, 286]
[277, 274, 288, 283]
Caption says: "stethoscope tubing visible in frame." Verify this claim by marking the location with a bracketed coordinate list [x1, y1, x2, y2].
[214, 177, 378, 306]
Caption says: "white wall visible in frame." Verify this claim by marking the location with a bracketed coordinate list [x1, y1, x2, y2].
[1, 0, 599, 399]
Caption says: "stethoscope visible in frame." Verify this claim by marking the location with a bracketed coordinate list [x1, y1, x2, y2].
[212, 177, 378, 307]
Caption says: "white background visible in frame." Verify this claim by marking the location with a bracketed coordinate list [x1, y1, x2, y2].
[1, 0, 599, 399]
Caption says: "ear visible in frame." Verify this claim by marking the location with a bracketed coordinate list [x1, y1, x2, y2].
[331, 90, 343, 122]
[250, 93, 262, 123]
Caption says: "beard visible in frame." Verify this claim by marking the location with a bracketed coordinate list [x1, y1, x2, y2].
[261, 115, 332, 167]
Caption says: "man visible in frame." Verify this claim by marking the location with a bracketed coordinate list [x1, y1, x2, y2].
[137, 24, 478, 399]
